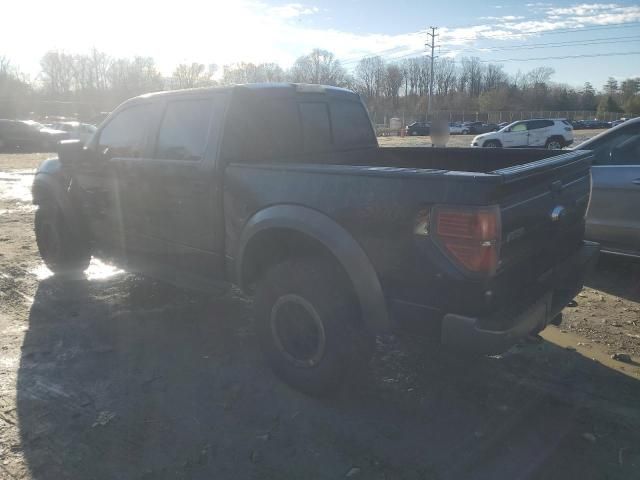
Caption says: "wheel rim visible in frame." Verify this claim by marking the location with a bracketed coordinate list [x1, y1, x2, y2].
[547, 141, 561, 149]
[270, 294, 326, 368]
[486, 142, 498, 148]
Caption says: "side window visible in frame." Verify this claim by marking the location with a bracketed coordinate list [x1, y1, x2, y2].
[527, 120, 551, 130]
[155, 98, 215, 161]
[299, 102, 331, 153]
[330, 101, 376, 148]
[511, 122, 527, 132]
[98, 104, 152, 158]
[591, 125, 640, 166]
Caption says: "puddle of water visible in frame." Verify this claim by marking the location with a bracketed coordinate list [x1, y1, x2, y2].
[0, 170, 35, 203]
[30, 258, 125, 281]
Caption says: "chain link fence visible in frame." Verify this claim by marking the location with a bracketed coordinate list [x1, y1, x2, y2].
[372, 110, 626, 130]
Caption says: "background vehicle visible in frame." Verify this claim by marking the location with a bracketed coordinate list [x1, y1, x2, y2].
[448, 122, 465, 134]
[51, 121, 98, 145]
[461, 121, 498, 134]
[472, 119, 573, 149]
[576, 117, 640, 257]
[575, 119, 610, 130]
[0, 119, 67, 151]
[32, 84, 598, 394]
[405, 121, 430, 136]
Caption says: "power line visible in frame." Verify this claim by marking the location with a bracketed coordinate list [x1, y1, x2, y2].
[341, 22, 640, 65]
[438, 35, 640, 55]
[440, 21, 640, 42]
[477, 51, 640, 63]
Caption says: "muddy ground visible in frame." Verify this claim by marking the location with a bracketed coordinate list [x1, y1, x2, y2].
[0, 151, 639, 480]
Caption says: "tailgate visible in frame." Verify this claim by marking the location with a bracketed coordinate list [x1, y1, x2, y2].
[489, 150, 593, 308]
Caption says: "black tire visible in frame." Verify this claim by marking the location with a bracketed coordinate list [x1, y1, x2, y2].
[545, 137, 564, 150]
[254, 258, 372, 395]
[35, 204, 91, 275]
[484, 140, 501, 148]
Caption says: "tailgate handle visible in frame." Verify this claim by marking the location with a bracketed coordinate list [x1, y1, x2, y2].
[632, 178, 640, 186]
[550, 180, 563, 193]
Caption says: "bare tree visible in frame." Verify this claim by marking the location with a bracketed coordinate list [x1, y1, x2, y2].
[384, 63, 404, 108]
[172, 63, 215, 89]
[289, 49, 347, 86]
[222, 62, 285, 84]
[355, 56, 385, 100]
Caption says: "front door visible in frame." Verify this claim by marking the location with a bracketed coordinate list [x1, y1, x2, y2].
[113, 93, 228, 286]
[74, 102, 156, 259]
[502, 122, 529, 147]
[587, 123, 640, 254]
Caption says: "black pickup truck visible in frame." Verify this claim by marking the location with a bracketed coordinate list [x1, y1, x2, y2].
[32, 84, 598, 394]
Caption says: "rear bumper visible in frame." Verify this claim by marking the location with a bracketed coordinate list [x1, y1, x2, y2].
[440, 241, 599, 355]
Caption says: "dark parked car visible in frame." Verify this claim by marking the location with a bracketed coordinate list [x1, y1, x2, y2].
[461, 121, 498, 134]
[0, 119, 67, 151]
[33, 83, 598, 394]
[405, 121, 430, 136]
[576, 117, 640, 258]
[574, 120, 610, 130]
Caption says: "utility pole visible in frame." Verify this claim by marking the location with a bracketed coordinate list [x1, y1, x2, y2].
[426, 26, 438, 120]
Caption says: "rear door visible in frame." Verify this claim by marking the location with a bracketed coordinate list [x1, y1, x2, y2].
[527, 120, 554, 147]
[502, 121, 529, 147]
[586, 123, 640, 254]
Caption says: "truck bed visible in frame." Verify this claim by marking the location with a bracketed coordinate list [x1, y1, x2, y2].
[226, 146, 593, 327]
[330, 146, 573, 173]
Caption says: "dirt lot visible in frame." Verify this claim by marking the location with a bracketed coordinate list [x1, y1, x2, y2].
[1, 151, 639, 480]
[377, 129, 606, 148]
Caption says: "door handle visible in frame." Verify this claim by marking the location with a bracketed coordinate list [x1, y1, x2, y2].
[633, 178, 640, 186]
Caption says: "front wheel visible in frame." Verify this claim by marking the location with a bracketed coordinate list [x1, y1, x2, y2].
[35, 204, 91, 275]
[254, 259, 372, 395]
[484, 140, 501, 148]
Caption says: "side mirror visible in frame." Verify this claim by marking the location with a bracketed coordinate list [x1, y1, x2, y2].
[57, 139, 86, 166]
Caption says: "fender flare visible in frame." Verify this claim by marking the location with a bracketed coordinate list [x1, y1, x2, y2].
[236, 204, 390, 333]
[32, 160, 86, 238]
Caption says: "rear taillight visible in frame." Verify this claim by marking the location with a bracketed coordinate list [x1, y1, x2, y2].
[431, 205, 501, 274]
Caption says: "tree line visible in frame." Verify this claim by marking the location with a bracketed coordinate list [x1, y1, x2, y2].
[1, 48, 638, 120]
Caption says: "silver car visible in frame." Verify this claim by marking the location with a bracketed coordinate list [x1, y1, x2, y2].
[576, 117, 640, 257]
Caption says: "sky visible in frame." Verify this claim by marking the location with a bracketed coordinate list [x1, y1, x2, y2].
[2, 0, 640, 89]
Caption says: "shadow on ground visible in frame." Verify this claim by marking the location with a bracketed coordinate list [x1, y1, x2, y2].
[586, 256, 640, 302]
[16, 274, 640, 480]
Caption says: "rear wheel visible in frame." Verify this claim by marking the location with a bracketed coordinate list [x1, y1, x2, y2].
[254, 258, 372, 395]
[35, 204, 90, 275]
[411, 130, 418, 136]
[484, 140, 501, 148]
[545, 138, 563, 149]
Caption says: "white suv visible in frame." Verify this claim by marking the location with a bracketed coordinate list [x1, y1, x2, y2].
[471, 119, 574, 149]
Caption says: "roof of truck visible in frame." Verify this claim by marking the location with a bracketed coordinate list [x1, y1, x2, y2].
[137, 83, 359, 101]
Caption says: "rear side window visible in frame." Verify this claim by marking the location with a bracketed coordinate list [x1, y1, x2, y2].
[155, 99, 213, 161]
[99, 104, 153, 158]
[330, 101, 376, 148]
[299, 102, 331, 153]
[528, 120, 554, 130]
